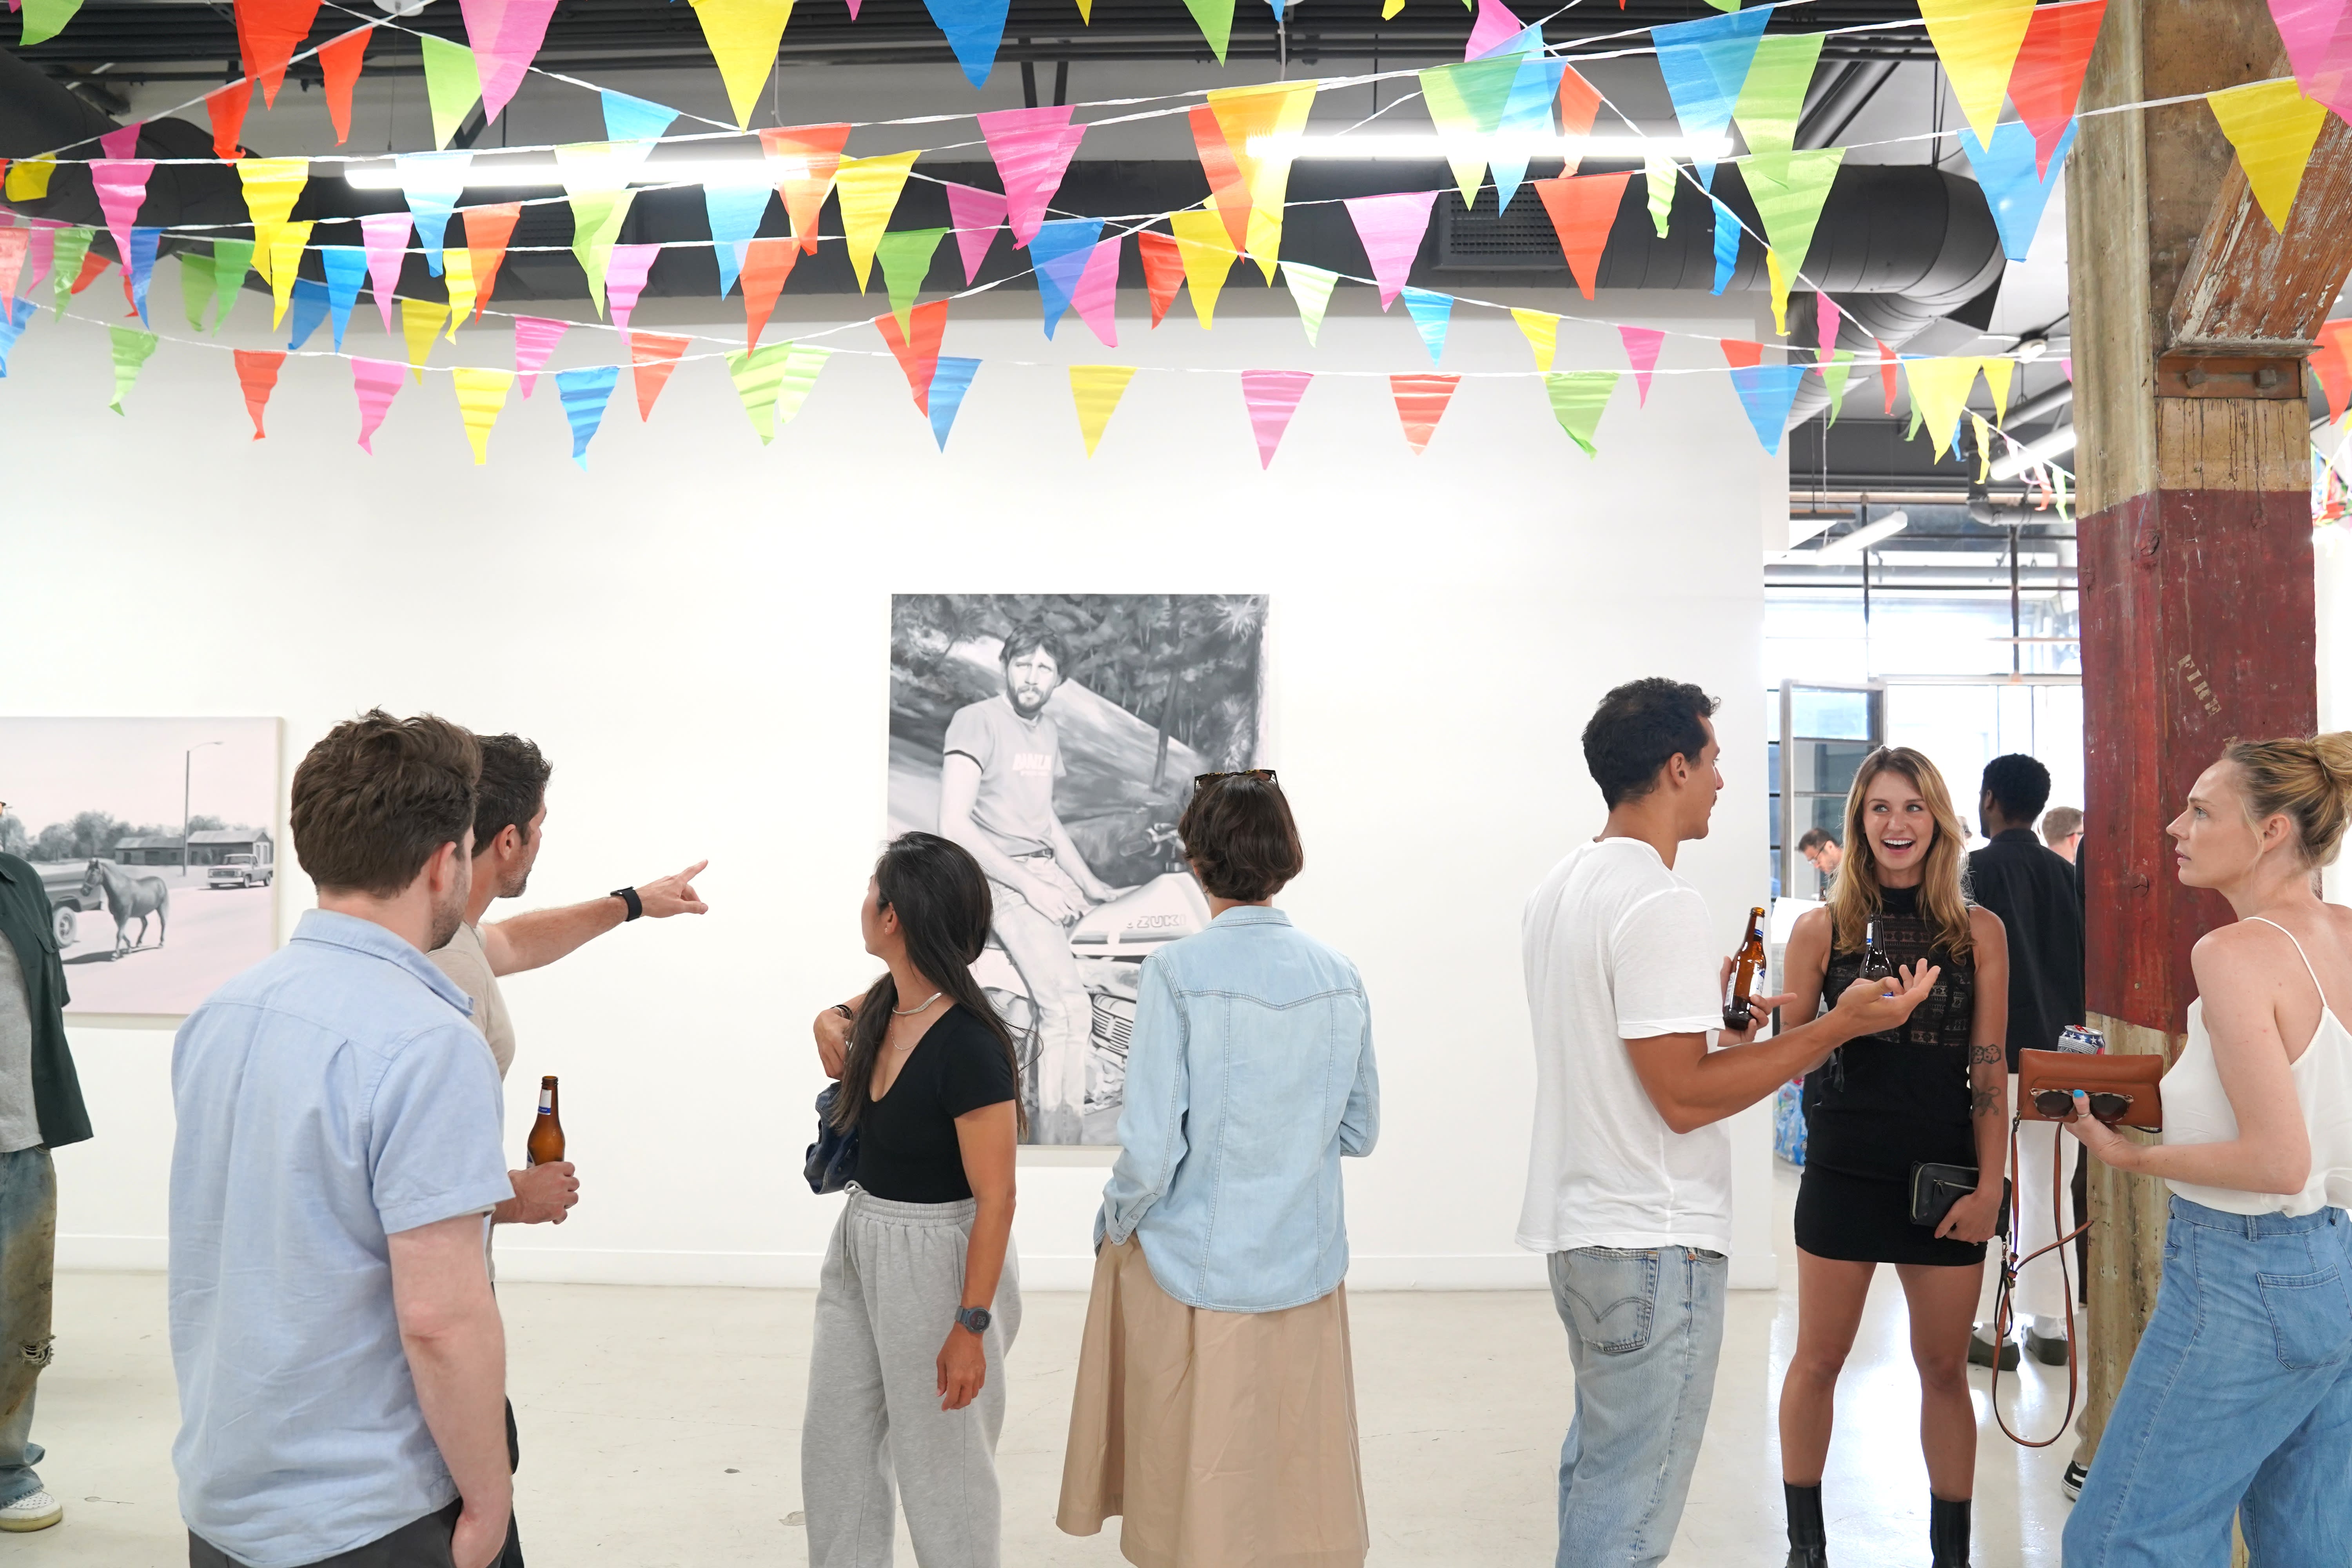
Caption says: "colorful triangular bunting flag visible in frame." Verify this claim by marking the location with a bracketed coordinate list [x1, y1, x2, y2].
[1240, 368, 1311, 468]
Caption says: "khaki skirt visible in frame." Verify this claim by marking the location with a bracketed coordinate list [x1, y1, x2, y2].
[1056, 1237, 1368, 1568]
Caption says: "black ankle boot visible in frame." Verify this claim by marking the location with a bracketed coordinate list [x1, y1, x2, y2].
[1930, 1495, 1971, 1568]
[1783, 1481, 1828, 1568]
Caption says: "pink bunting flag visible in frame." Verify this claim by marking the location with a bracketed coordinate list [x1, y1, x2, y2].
[603, 243, 661, 334]
[1240, 369, 1312, 468]
[0, 229, 23, 306]
[477, 0, 561, 123]
[944, 182, 1009, 283]
[22, 223, 56, 302]
[92, 159, 156, 279]
[1815, 294, 1842, 363]
[97, 123, 142, 160]
[1618, 324, 1665, 405]
[1343, 191, 1437, 310]
[512, 315, 568, 397]
[352, 356, 406, 452]
[2269, 0, 2352, 120]
[361, 212, 412, 332]
[1069, 237, 1121, 348]
[1464, 0, 1532, 60]
[977, 106, 1088, 248]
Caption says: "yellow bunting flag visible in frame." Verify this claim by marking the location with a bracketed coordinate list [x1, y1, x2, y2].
[401, 298, 450, 381]
[1204, 79, 1319, 281]
[1917, 0, 2035, 145]
[1766, 252, 1795, 336]
[1168, 209, 1240, 329]
[443, 248, 477, 336]
[1902, 356, 1983, 460]
[418, 34, 483, 151]
[691, 0, 799, 130]
[5, 157, 56, 201]
[1068, 364, 1137, 457]
[1980, 356, 2014, 422]
[2207, 78, 2331, 233]
[451, 367, 515, 464]
[267, 221, 314, 328]
[1970, 412, 1994, 483]
[238, 158, 310, 283]
[834, 152, 920, 291]
[1512, 309, 1562, 373]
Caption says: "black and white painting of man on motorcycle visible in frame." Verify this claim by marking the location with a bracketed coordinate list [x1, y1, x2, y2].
[887, 595, 1271, 1145]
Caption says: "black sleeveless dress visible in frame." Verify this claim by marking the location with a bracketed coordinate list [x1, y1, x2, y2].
[1795, 884, 1985, 1267]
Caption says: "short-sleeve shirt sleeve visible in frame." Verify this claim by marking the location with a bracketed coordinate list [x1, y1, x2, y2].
[367, 1024, 515, 1235]
[1610, 889, 1722, 1039]
[934, 1012, 1019, 1120]
[942, 703, 996, 771]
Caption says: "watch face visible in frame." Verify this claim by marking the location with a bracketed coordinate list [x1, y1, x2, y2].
[960, 1307, 991, 1332]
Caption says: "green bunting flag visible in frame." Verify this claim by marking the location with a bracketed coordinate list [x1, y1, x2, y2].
[568, 191, 637, 313]
[1420, 57, 1524, 207]
[1545, 370, 1619, 457]
[179, 252, 216, 331]
[1732, 34, 1826, 161]
[1644, 153, 1677, 238]
[420, 35, 485, 151]
[1279, 261, 1340, 347]
[18, 0, 85, 47]
[728, 342, 833, 445]
[1181, 0, 1235, 62]
[209, 239, 256, 334]
[51, 227, 94, 320]
[1821, 348, 1857, 425]
[1745, 148, 1845, 332]
[107, 325, 158, 414]
[876, 228, 949, 337]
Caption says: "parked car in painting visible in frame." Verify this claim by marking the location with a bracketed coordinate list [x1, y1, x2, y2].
[207, 853, 272, 889]
[39, 862, 103, 946]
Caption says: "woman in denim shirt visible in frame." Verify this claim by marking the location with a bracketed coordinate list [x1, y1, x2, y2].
[1056, 771, 1379, 1568]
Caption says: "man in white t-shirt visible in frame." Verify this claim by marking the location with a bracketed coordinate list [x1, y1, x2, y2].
[1521, 677, 1938, 1568]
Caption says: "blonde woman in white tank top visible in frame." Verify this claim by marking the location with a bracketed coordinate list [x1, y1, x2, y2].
[2063, 737, 2352, 1568]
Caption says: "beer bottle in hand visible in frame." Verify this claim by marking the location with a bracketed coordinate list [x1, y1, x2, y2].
[526, 1075, 565, 1168]
[1722, 906, 1768, 1029]
[1860, 919, 1893, 983]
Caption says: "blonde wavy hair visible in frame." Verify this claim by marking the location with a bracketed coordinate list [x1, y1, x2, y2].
[2225, 732, 2352, 866]
[1826, 746, 1975, 959]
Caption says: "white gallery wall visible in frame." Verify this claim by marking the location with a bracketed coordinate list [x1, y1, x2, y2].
[5, 279, 1782, 1290]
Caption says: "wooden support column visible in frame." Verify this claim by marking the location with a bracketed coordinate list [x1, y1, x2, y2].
[2068, 0, 2352, 1476]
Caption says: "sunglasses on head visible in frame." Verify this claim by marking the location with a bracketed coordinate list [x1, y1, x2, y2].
[2035, 1089, 2134, 1123]
[1193, 769, 1278, 792]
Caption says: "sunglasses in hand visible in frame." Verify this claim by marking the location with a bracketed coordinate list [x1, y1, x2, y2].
[2034, 1089, 2135, 1124]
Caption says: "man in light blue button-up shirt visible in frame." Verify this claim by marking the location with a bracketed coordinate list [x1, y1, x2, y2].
[170, 713, 516, 1568]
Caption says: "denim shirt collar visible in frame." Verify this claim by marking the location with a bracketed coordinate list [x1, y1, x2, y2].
[1209, 905, 1292, 929]
[290, 909, 476, 1018]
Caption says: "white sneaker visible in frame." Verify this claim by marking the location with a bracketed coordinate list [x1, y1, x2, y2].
[0, 1490, 62, 1531]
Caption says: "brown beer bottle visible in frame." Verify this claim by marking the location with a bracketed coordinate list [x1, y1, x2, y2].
[526, 1075, 565, 1167]
[1723, 906, 1768, 1029]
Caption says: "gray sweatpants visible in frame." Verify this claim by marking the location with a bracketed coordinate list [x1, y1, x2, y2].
[802, 1187, 1022, 1568]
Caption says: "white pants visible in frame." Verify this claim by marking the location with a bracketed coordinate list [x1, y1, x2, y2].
[2010, 1111, 2070, 1323]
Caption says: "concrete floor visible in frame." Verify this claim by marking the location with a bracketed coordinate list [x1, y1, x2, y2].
[20, 1169, 2076, 1566]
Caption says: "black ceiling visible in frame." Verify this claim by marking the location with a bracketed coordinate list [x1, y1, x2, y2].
[12, 0, 1938, 86]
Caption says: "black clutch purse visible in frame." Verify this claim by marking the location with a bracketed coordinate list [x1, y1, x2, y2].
[804, 1083, 859, 1195]
[1909, 1162, 2010, 1238]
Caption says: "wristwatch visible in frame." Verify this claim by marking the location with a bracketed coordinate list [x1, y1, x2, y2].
[611, 886, 643, 921]
[954, 1305, 992, 1335]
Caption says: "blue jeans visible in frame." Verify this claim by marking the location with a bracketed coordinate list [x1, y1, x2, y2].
[2065, 1197, 2352, 1568]
[0, 1147, 54, 1510]
[1549, 1245, 1728, 1568]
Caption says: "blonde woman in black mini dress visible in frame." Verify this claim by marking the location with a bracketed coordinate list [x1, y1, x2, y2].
[1775, 748, 2010, 1568]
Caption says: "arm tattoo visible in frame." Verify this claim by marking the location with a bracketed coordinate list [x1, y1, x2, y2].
[1969, 1043, 2004, 1067]
[1971, 1087, 1999, 1116]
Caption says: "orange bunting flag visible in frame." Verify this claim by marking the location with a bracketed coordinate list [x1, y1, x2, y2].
[2314, 320, 2352, 423]
[740, 236, 799, 352]
[2006, 0, 2105, 176]
[464, 202, 521, 309]
[1137, 231, 1186, 328]
[235, 0, 326, 108]
[318, 26, 373, 145]
[233, 348, 285, 439]
[632, 331, 691, 419]
[205, 82, 252, 161]
[1875, 339, 1899, 413]
[1188, 104, 1252, 253]
[1557, 66, 1603, 173]
[1391, 372, 1461, 455]
[760, 124, 852, 254]
[1202, 79, 1319, 281]
[1719, 337, 1763, 370]
[1069, 364, 1137, 457]
[1534, 171, 1632, 300]
[875, 298, 950, 413]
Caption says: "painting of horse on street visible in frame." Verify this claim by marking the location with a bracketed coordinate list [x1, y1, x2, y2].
[0, 718, 281, 1015]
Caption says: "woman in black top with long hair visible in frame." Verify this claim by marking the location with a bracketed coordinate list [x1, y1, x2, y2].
[1776, 750, 2009, 1568]
[803, 832, 1023, 1568]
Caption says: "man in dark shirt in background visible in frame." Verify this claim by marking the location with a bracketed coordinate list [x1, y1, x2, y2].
[1965, 755, 2085, 1371]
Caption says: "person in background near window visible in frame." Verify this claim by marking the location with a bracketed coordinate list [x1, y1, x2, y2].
[1521, 680, 1938, 1568]
[0, 803, 93, 1535]
[804, 833, 1020, 1568]
[1798, 828, 1844, 890]
[937, 622, 1124, 1144]
[427, 734, 710, 1567]
[2064, 735, 2352, 1566]
[1778, 747, 2009, 1568]
[1059, 771, 1377, 1568]
[2041, 807, 2083, 865]
[172, 713, 515, 1568]
[1965, 756, 2085, 1376]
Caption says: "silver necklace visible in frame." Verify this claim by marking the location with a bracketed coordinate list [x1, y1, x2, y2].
[891, 991, 944, 1017]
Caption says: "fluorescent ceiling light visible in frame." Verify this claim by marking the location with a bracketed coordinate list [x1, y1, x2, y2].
[342, 159, 776, 190]
[1247, 132, 1734, 161]
[1808, 511, 1911, 561]
[1990, 424, 2077, 481]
